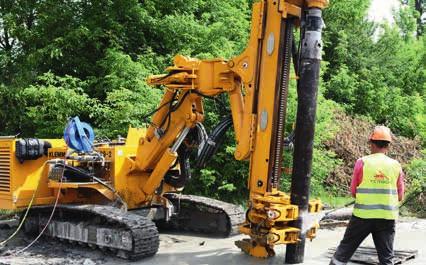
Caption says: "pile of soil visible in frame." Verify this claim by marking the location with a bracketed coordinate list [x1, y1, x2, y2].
[324, 111, 422, 194]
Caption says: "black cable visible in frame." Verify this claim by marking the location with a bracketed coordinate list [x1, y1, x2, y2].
[292, 35, 300, 76]
[142, 96, 178, 125]
[54, 163, 90, 175]
[164, 92, 176, 133]
[160, 91, 190, 135]
[196, 115, 233, 168]
[91, 176, 127, 208]
[159, 91, 177, 130]
[53, 163, 127, 208]
[150, 89, 228, 138]
[170, 91, 190, 112]
[153, 89, 229, 135]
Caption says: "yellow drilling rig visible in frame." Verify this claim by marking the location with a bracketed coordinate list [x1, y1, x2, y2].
[0, 0, 327, 262]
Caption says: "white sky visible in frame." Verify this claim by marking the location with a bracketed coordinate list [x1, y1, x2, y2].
[368, 0, 401, 23]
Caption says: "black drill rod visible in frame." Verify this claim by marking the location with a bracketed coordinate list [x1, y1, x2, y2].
[285, 7, 324, 264]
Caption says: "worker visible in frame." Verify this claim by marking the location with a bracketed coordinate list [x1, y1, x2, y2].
[330, 126, 405, 265]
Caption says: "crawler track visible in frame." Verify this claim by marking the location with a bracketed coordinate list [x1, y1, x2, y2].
[24, 204, 159, 260]
[162, 193, 245, 236]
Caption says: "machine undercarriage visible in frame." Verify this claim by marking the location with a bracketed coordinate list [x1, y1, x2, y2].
[23, 196, 244, 259]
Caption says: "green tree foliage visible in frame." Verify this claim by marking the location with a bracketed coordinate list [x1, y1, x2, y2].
[401, 0, 425, 36]
[323, 0, 426, 140]
[92, 49, 162, 137]
[402, 150, 426, 216]
[0, 0, 251, 138]
[0, 73, 95, 137]
[279, 67, 343, 195]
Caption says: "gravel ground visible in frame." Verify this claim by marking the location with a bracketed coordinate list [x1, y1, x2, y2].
[0, 217, 425, 265]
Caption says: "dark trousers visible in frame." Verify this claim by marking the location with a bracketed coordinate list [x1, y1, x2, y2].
[330, 215, 395, 265]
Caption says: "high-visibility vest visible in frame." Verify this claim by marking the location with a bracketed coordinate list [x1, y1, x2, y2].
[353, 153, 401, 220]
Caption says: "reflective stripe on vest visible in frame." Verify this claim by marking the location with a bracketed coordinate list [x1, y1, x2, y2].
[356, 188, 397, 195]
[353, 153, 401, 220]
[354, 203, 398, 211]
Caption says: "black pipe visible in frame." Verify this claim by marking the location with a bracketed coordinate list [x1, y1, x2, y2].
[285, 7, 325, 264]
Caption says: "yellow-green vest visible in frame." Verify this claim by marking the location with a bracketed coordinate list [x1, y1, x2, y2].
[353, 153, 401, 220]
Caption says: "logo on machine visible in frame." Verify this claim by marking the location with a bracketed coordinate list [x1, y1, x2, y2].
[48, 151, 66, 158]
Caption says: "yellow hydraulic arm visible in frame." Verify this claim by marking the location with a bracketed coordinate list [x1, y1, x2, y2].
[138, 0, 328, 259]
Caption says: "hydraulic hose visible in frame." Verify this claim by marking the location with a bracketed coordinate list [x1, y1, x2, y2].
[196, 116, 233, 168]
[0, 161, 48, 247]
[14, 177, 63, 255]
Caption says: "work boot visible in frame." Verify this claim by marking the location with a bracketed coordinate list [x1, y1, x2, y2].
[329, 256, 347, 265]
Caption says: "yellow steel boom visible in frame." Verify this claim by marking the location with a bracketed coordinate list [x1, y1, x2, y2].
[144, 0, 328, 258]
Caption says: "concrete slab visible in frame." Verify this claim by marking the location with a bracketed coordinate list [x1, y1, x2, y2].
[0, 218, 424, 264]
[104, 219, 426, 265]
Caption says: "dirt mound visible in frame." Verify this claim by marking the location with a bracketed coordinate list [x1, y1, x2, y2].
[324, 111, 422, 194]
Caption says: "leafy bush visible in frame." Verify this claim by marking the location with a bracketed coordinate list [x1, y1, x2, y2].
[94, 87, 161, 138]
[323, 0, 426, 143]
[281, 79, 342, 196]
[402, 152, 426, 217]
[18, 73, 96, 138]
[93, 49, 162, 137]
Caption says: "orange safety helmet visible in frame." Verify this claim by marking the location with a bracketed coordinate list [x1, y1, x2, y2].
[369, 126, 392, 142]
